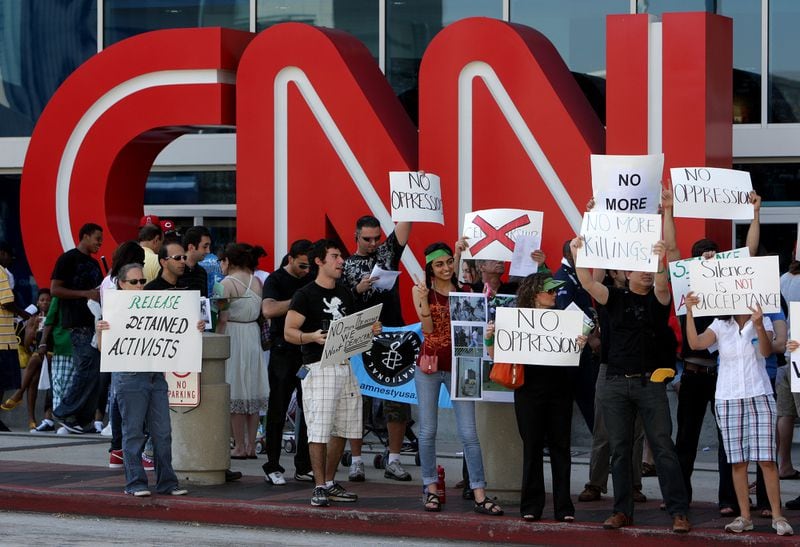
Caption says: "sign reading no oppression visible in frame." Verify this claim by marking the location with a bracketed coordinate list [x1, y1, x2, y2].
[670, 167, 754, 220]
[390, 171, 443, 224]
[493, 307, 583, 366]
[101, 290, 202, 372]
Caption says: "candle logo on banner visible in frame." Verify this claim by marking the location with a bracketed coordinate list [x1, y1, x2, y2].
[590, 153, 663, 213]
[390, 171, 444, 224]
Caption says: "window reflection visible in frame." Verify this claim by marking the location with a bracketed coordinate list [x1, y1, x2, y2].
[387, 0, 503, 124]
[256, 1, 379, 60]
[510, 0, 629, 125]
[104, 0, 249, 46]
[770, 1, 800, 123]
[145, 171, 235, 205]
[0, 1, 97, 137]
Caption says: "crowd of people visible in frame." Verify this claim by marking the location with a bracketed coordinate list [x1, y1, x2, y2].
[0, 193, 799, 536]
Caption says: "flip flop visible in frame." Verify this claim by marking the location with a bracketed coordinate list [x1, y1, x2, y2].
[780, 470, 800, 480]
[0, 398, 21, 411]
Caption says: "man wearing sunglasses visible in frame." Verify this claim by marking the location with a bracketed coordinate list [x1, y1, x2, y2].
[260, 239, 315, 486]
[341, 215, 413, 482]
[144, 242, 187, 291]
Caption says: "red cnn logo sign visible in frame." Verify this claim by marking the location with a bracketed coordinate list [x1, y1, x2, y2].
[21, 14, 731, 317]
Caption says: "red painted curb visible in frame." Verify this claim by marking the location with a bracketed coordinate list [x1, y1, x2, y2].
[0, 485, 791, 545]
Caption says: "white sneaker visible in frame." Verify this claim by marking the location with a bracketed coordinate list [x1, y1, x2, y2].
[265, 471, 286, 485]
[169, 488, 189, 496]
[773, 518, 794, 536]
[56, 426, 70, 435]
[348, 461, 365, 482]
[128, 490, 151, 497]
[100, 423, 112, 437]
[725, 516, 754, 533]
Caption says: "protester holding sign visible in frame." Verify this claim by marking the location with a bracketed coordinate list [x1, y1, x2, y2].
[571, 236, 691, 534]
[684, 293, 793, 536]
[411, 242, 502, 517]
[284, 239, 381, 508]
[97, 263, 192, 497]
[485, 272, 585, 522]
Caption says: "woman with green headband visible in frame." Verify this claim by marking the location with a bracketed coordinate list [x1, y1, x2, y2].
[411, 242, 503, 516]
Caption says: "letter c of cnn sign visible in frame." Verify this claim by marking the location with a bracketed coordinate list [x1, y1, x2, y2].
[20, 14, 732, 322]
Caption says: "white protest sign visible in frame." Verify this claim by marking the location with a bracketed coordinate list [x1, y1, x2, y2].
[791, 302, 800, 393]
[591, 153, 663, 213]
[687, 256, 780, 317]
[577, 211, 661, 272]
[390, 171, 443, 224]
[669, 247, 750, 315]
[100, 290, 202, 372]
[670, 167, 754, 220]
[509, 234, 541, 278]
[461, 209, 543, 261]
[320, 304, 382, 366]
[493, 307, 583, 366]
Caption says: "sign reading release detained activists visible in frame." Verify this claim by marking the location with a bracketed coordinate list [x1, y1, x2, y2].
[577, 210, 661, 272]
[493, 307, 583, 366]
[320, 304, 382, 367]
[687, 256, 780, 317]
[670, 167, 754, 220]
[100, 290, 202, 372]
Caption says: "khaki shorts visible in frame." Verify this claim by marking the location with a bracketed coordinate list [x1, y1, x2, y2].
[776, 365, 800, 418]
[301, 361, 362, 444]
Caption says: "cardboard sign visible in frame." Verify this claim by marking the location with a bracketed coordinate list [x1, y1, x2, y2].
[493, 307, 583, 366]
[577, 211, 661, 272]
[100, 290, 202, 372]
[791, 302, 800, 393]
[320, 304, 382, 366]
[390, 171, 443, 224]
[168, 372, 199, 407]
[669, 247, 750, 315]
[688, 256, 780, 317]
[461, 208, 543, 261]
[670, 167, 754, 220]
[591, 153, 663, 213]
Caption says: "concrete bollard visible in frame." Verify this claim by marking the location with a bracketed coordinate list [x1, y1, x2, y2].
[476, 402, 522, 503]
[171, 333, 230, 485]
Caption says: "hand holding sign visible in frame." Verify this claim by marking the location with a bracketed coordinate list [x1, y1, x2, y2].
[576, 211, 662, 272]
[390, 171, 443, 224]
[687, 256, 780, 317]
[670, 167, 754, 219]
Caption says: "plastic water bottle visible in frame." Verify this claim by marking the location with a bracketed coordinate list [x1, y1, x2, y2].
[437, 465, 446, 504]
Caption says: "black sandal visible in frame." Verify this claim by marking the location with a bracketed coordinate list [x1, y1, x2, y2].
[424, 492, 441, 512]
[474, 498, 504, 516]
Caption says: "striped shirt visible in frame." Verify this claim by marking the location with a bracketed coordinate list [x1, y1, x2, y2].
[0, 266, 17, 349]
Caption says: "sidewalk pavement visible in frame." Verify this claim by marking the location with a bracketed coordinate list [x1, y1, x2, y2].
[2, 431, 800, 545]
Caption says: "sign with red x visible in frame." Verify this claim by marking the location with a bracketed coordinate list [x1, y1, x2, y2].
[461, 209, 543, 261]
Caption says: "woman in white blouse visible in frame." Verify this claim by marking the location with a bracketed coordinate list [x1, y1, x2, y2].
[684, 292, 792, 536]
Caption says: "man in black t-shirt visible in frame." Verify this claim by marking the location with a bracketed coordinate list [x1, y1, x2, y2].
[261, 239, 314, 485]
[285, 239, 378, 507]
[178, 226, 211, 296]
[340, 215, 413, 482]
[571, 237, 690, 534]
[144, 241, 186, 291]
[51, 223, 104, 434]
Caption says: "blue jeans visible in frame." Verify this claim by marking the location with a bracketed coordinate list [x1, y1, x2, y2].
[54, 328, 101, 426]
[601, 376, 689, 517]
[113, 372, 178, 494]
[415, 370, 486, 490]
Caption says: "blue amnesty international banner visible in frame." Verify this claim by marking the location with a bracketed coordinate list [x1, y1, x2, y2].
[351, 323, 452, 408]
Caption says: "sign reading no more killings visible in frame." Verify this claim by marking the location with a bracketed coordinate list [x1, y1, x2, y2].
[687, 256, 780, 317]
[390, 171, 444, 224]
[577, 211, 661, 272]
[493, 307, 583, 366]
[100, 290, 202, 372]
[670, 167, 754, 220]
[591, 153, 664, 213]
[320, 304, 383, 367]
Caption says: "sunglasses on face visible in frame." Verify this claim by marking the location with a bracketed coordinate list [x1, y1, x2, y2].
[167, 254, 187, 261]
[360, 236, 380, 243]
[122, 278, 147, 285]
[296, 263, 310, 270]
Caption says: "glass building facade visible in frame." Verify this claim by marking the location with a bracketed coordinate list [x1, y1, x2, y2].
[2, 1, 799, 305]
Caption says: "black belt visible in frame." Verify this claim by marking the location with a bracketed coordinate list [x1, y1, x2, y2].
[607, 371, 652, 379]
[683, 361, 717, 375]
